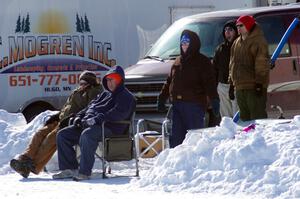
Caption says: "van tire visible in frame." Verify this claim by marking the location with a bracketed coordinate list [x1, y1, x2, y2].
[23, 103, 54, 123]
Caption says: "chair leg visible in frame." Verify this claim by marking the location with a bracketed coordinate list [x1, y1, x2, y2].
[101, 153, 106, 178]
[104, 163, 111, 174]
[135, 158, 139, 177]
[133, 144, 139, 177]
[102, 161, 108, 178]
[102, 171, 107, 179]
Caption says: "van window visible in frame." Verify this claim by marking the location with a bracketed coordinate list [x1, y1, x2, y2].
[146, 18, 231, 59]
[256, 15, 290, 56]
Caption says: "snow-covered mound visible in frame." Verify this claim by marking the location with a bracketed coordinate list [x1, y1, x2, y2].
[0, 110, 299, 198]
[135, 117, 300, 199]
[0, 109, 58, 173]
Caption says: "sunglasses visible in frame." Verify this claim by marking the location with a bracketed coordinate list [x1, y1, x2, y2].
[236, 24, 244, 28]
[181, 41, 190, 46]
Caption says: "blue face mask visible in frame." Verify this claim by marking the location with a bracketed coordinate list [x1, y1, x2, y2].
[180, 34, 190, 45]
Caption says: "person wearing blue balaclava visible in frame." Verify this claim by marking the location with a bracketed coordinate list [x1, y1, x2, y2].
[158, 29, 220, 148]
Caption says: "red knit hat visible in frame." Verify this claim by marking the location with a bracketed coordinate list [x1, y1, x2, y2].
[236, 15, 255, 32]
[106, 73, 122, 85]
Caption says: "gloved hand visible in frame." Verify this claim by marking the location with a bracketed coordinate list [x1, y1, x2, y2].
[211, 98, 220, 117]
[157, 99, 167, 113]
[86, 118, 96, 126]
[68, 117, 75, 126]
[73, 117, 82, 127]
[255, 83, 263, 96]
[229, 84, 235, 100]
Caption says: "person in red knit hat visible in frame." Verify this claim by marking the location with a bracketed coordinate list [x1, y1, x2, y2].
[228, 15, 270, 121]
[236, 15, 255, 32]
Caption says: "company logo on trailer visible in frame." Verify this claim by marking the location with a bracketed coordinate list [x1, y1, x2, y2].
[0, 11, 116, 73]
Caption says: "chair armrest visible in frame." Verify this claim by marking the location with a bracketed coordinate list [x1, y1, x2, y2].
[101, 120, 131, 129]
[108, 120, 131, 124]
[137, 119, 163, 135]
[102, 120, 133, 137]
[142, 119, 162, 126]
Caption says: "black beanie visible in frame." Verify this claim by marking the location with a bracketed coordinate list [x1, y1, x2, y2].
[79, 70, 97, 86]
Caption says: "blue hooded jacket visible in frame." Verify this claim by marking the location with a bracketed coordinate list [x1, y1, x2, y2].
[76, 65, 136, 134]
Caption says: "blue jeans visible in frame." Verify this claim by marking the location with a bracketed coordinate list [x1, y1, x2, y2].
[170, 101, 205, 148]
[56, 125, 112, 176]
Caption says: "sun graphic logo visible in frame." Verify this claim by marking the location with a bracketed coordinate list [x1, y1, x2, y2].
[0, 9, 116, 71]
[15, 10, 72, 34]
[35, 10, 71, 34]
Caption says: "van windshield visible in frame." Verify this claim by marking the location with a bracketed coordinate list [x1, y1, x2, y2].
[146, 18, 231, 59]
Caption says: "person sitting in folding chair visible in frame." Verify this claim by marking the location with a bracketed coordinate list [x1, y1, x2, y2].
[52, 65, 135, 181]
[10, 70, 102, 178]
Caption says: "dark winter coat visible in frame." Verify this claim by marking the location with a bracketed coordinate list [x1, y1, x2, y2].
[229, 24, 270, 90]
[59, 84, 102, 121]
[159, 29, 218, 109]
[76, 66, 135, 134]
[213, 20, 238, 84]
[44, 83, 102, 128]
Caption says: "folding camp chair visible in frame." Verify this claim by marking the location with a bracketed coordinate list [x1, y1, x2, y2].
[135, 106, 172, 158]
[95, 111, 139, 178]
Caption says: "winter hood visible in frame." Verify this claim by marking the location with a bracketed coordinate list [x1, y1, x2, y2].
[102, 65, 125, 91]
[222, 20, 238, 41]
[180, 29, 201, 57]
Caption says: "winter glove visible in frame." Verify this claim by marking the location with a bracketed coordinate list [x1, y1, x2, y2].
[211, 98, 220, 117]
[86, 118, 96, 126]
[68, 117, 75, 126]
[157, 99, 167, 113]
[45, 113, 60, 125]
[73, 117, 82, 128]
[229, 84, 235, 100]
[255, 83, 263, 97]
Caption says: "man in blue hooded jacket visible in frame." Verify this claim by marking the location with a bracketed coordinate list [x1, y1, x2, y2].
[53, 65, 135, 181]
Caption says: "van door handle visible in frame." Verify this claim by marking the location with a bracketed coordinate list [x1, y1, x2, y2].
[292, 59, 297, 75]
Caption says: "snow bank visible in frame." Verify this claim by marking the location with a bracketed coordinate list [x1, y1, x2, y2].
[135, 117, 300, 199]
[0, 110, 300, 198]
[0, 110, 58, 173]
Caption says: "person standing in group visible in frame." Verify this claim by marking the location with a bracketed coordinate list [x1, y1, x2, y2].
[157, 29, 219, 148]
[213, 20, 239, 118]
[229, 15, 270, 121]
[10, 70, 102, 178]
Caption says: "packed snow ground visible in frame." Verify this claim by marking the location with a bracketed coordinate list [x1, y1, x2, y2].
[0, 109, 299, 199]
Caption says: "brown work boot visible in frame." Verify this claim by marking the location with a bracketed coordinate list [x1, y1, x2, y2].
[10, 159, 30, 178]
[10, 156, 35, 178]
